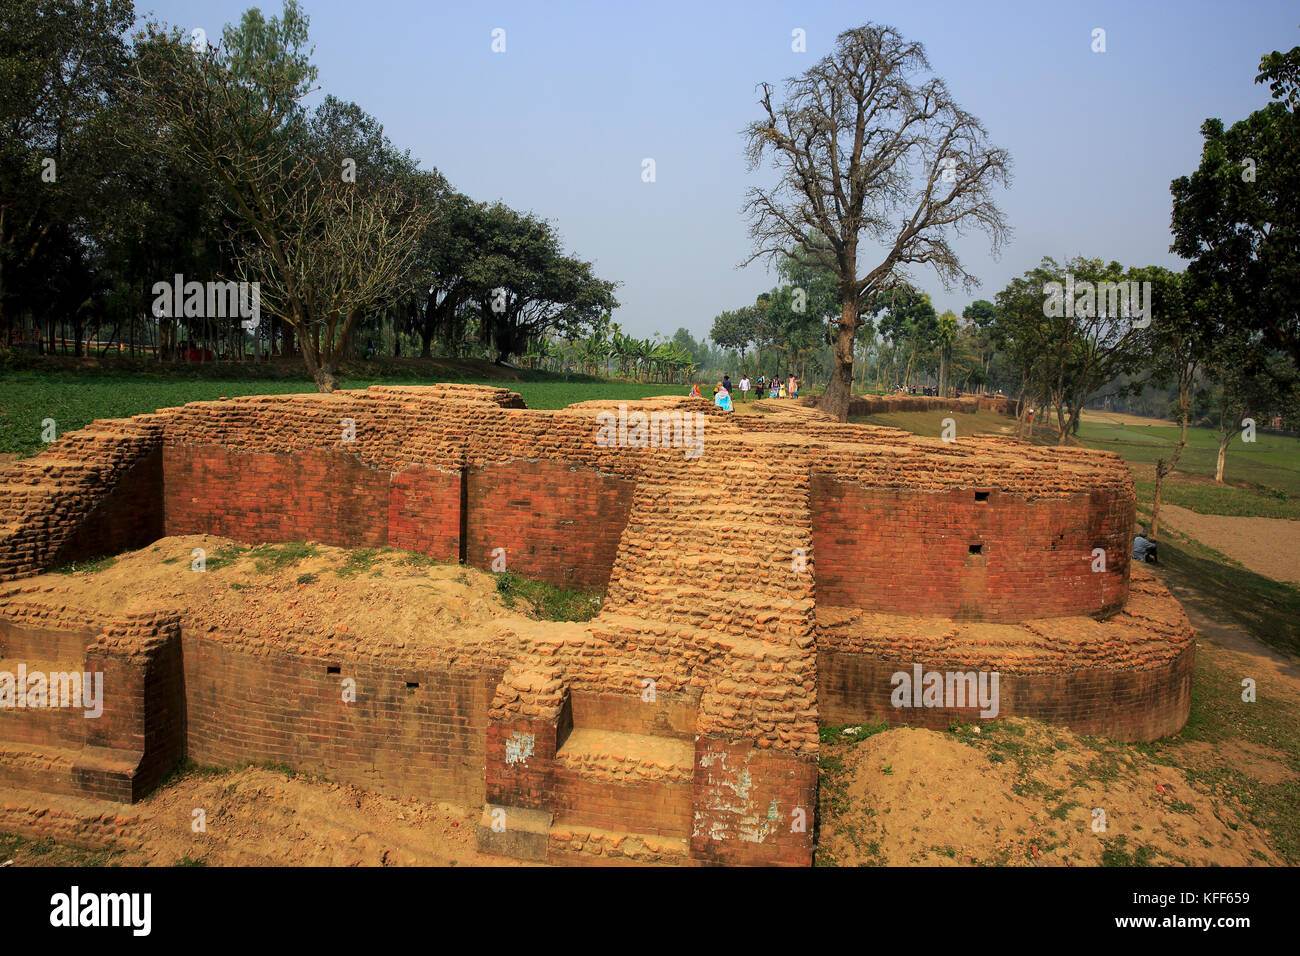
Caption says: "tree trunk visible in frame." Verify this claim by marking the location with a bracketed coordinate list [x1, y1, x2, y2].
[1215, 389, 1231, 483]
[818, 294, 858, 421]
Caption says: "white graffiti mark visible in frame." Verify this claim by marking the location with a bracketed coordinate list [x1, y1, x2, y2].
[505, 731, 535, 766]
[698, 750, 728, 769]
[692, 753, 771, 845]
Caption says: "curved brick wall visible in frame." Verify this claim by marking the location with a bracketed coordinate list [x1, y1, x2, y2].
[811, 477, 1133, 621]
[815, 569, 1196, 741]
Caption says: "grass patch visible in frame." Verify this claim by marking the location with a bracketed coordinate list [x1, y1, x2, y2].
[247, 541, 319, 574]
[1133, 479, 1300, 520]
[49, 554, 116, 575]
[0, 831, 123, 867]
[1099, 834, 1158, 867]
[333, 548, 384, 578]
[1151, 533, 1300, 659]
[492, 570, 603, 622]
[0, 367, 681, 457]
[203, 543, 249, 572]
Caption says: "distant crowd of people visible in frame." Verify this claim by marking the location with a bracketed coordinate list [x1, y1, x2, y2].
[689, 373, 800, 411]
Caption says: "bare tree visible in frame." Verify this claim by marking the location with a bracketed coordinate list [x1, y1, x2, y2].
[743, 23, 1011, 420]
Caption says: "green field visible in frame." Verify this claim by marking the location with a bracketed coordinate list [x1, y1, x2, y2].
[0, 369, 681, 457]
[854, 409, 1300, 519]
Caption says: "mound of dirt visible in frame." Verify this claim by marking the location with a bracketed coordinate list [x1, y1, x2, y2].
[819, 719, 1279, 867]
[34, 535, 586, 655]
[114, 766, 526, 867]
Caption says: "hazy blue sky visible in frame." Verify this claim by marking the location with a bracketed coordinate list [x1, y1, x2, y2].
[138, 1, 1297, 341]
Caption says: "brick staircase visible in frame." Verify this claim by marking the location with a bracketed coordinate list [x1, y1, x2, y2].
[479, 445, 821, 865]
[0, 633, 145, 803]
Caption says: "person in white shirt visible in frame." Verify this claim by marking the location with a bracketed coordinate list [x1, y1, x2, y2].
[739, 376, 750, 403]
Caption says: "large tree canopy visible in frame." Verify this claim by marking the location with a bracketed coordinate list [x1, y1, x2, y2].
[1171, 35, 1300, 368]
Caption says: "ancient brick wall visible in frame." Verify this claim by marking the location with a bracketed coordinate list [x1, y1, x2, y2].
[817, 643, 1195, 741]
[815, 569, 1196, 741]
[182, 631, 503, 808]
[164, 445, 391, 550]
[464, 461, 636, 590]
[0, 598, 183, 803]
[0, 386, 1197, 867]
[811, 479, 1133, 620]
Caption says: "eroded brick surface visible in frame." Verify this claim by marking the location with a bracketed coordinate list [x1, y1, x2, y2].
[0, 385, 1195, 866]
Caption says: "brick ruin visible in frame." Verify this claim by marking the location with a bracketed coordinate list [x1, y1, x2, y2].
[0, 385, 1195, 865]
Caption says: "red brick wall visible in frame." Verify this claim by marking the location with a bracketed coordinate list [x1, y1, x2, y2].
[164, 445, 390, 549]
[811, 479, 1132, 621]
[484, 714, 560, 812]
[816, 644, 1195, 741]
[551, 766, 692, 837]
[690, 735, 817, 866]
[164, 447, 631, 588]
[182, 632, 502, 807]
[465, 461, 636, 591]
[388, 465, 462, 563]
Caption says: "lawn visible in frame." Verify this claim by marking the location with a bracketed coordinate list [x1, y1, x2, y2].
[0, 368, 683, 457]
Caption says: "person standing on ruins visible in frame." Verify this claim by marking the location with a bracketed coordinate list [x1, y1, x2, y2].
[739, 375, 750, 403]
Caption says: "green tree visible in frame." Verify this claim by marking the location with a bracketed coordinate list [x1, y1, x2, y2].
[1171, 34, 1300, 367]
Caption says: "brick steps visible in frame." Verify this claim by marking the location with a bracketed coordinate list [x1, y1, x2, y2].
[0, 783, 141, 852]
[555, 728, 693, 784]
[550, 723, 695, 839]
[0, 740, 141, 803]
[547, 823, 692, 865]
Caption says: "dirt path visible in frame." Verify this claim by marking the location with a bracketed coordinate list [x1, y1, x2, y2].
[1159, 504, 1300, 584]
[1080, 409, 1177, 428]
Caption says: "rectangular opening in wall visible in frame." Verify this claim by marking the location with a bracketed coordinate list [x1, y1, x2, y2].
[406, 681, 420, 692]
[326, 665, 341, 675]
[969, 544, 983, 555]
[974, 491, 990, 502]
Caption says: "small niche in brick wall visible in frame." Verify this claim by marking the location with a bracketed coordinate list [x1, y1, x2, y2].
[326, 665, 341, 675]
[969, 543, 984, 555]
[406, 681, 420, 692]
[974, 491, 990, 502]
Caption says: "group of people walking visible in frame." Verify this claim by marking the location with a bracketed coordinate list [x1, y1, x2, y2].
[688, 373, 800, 411]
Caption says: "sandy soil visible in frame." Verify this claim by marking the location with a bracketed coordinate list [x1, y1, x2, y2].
[115, 766, 527, 867]
[819, 719, 1283, 867]
[29, 535, 581, 655]
[1158, 504, 1300, 584]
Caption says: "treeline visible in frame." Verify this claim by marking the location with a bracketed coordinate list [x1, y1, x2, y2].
[710, 27, 1300, 480]
[0, 0, 619, 389]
